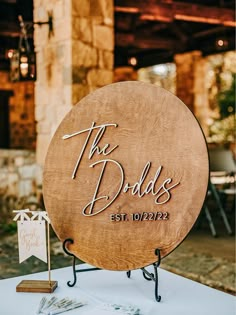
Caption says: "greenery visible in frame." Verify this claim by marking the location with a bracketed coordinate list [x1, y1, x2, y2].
[217, 73, 235, 119]
[209, 114, 235, 144]
[0, 221, 17, 235]
[208, 69, 235, 144]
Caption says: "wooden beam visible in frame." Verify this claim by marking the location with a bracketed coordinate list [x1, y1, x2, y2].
[152, 23, 169, 32]
[169, 22, 188, 42]
[193, 26, 229, 38]
[115, 32, 181, 50]
[115, 6, 139, 14]
[0, 21, 33, 38]
[115, 1, 236, 27]
[0, 30, 20, 37]
[0, 22, 20, 37]
[0, 0, 17, 3]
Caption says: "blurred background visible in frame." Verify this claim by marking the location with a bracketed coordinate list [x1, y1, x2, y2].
[0, 0, 235, 295]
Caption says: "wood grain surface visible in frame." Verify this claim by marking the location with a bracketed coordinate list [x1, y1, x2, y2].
[16, 280, 58, 293]
[43, 81, 209, 271]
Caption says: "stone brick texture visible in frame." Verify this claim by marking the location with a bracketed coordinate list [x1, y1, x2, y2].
[34, 0, 114, 165]
[0, 71, 36, 150]
[0, 149, 43, 224]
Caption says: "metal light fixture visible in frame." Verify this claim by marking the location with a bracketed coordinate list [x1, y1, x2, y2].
[215, 37, 229, 51]
[10, 49, 36, 82]
[10, 13, 53, 82]
[128, 56, 138, 67]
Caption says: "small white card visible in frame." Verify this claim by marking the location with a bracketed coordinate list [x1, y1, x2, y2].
[17, 220, 47, 263]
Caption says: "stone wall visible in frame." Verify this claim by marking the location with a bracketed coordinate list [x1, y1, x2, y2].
[0, 149, 42, 223]
[114, 67, 137, 82]
[34, 0, 114, 165]
[71, 0, 114, 103]
[174, 51, 213, 136]
[194, 58, 210, 136]
[0, 71, 35, 149]
[174, 51, 202, 113]
[137, 63, 176, 95]
[175, 50, 236, 137]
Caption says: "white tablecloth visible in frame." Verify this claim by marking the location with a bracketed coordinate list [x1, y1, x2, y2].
[0, 264, 235, 315]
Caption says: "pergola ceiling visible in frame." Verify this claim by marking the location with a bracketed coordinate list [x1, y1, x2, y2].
[115, 0, 235, 68]
[0, 0, 235, 69]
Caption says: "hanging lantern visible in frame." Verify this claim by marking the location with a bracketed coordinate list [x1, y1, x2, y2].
[9, 12, 53, 82]
[10, 49, 36, 82]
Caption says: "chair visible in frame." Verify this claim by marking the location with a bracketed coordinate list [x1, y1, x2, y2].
[203, 147, 235, 236]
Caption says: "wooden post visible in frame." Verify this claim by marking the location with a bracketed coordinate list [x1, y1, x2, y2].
[47, 221, 51, 285]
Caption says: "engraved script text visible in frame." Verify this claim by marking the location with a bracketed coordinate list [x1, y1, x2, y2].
[62, 122, 180, 216]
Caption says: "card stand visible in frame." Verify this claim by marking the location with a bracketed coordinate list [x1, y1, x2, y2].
[62, 238, 161, 302]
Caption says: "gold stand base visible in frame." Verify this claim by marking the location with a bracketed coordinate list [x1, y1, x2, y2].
[16, 280, 58, 293]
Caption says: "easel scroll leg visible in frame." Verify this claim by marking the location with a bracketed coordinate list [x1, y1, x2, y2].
[153, 248, 161, 302]
[62, 238, 101, 287]
[127, 248, 161, 302]
[62, 238, 77, 287]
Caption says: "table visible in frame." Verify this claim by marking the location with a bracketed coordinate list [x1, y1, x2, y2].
[0, 264, 235, 315]
[211, 171, 236, 185]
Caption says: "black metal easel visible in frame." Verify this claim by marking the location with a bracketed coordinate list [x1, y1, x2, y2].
[62, 238, 162, 302]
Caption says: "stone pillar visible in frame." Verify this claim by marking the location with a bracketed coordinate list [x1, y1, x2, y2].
[194, 58, 210, 136]
[34, 0, 114, 165]
[174, 51, 202, 113]
[71, 0, 114, 104]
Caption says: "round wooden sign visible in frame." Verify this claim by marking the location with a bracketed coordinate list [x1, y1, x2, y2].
[43, 81, 209, 271]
